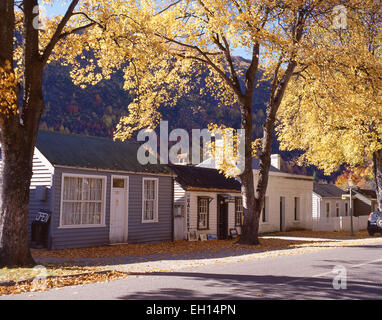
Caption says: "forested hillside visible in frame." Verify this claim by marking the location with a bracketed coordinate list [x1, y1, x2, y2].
[41, 56, 269, 138]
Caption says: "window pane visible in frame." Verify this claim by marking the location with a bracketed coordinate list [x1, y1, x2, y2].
[94, 203, 102, 224]
[144, 180, 155, 200]
[144, 200, 154, 220]
[235, 197, 243, 226]
[82, 202, 102, 224]
[198, 198, 208, 229]
[63, 177, 82, 201]
[199, 213, 206, 229]
[62, 176, 104, 226]
[143, 179, 157, 221]
[82, 202, 90, 225]
[62, 202, 81, 225]
[83, 178, 102, 200]
[113, 178, 125, 188]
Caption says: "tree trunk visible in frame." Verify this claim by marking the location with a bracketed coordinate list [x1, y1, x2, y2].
[237, 97, 260, 245]
[0, 59, 43, 267]
[238, 97, 280, 245]
[0, 132, 36, 267]
[372, 149, 382, 211]
[0, 61, 44, 267]
[0, 0, 44, 267]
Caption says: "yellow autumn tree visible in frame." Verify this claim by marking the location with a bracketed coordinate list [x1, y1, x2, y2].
[277, 1, 382, 210]
[70, 0, 343, 244]
[0, 0, 150, 267]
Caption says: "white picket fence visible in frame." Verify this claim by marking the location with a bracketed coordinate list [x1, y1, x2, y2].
[312, 215, 369, 232]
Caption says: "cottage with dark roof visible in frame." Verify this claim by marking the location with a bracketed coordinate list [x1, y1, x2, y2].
[312, 183, 377, 232]
[170, 164, 242, 240]
[312, 183, 349, 219]
[313, 183, 377, 220]
[25, 131, 175, 250]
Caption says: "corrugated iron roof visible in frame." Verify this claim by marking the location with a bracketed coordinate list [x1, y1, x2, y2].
[36, 130, 172, 175]
[313, 183, 346, 198]
[170, 164, 241, 192]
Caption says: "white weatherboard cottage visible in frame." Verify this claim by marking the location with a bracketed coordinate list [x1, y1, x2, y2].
[173, 154, 314, 238]
[312, 183, 376, 232]
[312, 183, 349, 220]
[170, 164, 242, 240]
[9, 130, 175, 250]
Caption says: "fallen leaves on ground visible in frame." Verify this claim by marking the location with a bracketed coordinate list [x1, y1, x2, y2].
[0, 270, 128, 296]
[0, 265, 107, 283]
[31, 238, 315, 260]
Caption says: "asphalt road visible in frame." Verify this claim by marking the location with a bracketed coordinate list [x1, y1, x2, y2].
[2, 240, 382, 300]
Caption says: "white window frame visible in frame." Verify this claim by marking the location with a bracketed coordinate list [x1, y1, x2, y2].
[197, 196, 210, 230]
[234, 197, 243, 227]
[142, 177, 159, 223]
[59, 173, 107, 228]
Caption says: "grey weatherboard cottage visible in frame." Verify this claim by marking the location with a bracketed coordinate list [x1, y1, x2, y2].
[26, 131, 175, 250]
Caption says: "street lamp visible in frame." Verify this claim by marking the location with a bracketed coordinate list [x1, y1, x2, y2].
[347, 177, 356, 237]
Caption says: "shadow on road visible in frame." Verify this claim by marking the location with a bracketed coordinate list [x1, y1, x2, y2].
[117, 271, 382, 300]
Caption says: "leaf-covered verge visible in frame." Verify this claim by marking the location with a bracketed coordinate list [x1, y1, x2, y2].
[1, 234, 381, 296]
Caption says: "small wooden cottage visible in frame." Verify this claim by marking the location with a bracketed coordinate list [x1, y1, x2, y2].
[312, 183, 349, 219]
[313, 183, 377, 218]
[25, 131, 175, 250]
[170, 165, 242, 240]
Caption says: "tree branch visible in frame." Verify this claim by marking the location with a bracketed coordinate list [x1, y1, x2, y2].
[157, 33, 238, 91]
[40, 0, 80, 65]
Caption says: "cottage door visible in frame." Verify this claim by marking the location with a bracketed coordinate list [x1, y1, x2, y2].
[217, 196, 228, 239]
[110, 176, 128, 243]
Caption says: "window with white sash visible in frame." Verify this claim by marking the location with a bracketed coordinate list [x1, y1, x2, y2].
[142, 178, 158, 222]
[61, 174, 106, 227]
[197, 197, 209, 230]
[235, 197, 243, 227]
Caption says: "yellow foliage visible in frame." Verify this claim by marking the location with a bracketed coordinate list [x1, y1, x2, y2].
[51, 0, 352, 179]
[277, 1, 382, 174]
[0, 61, 19, 117]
